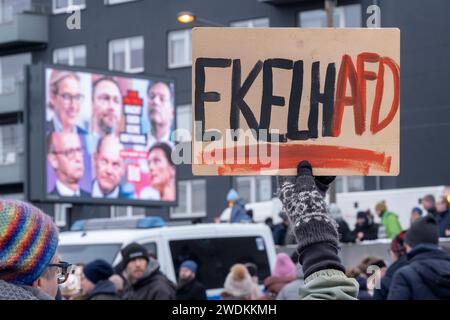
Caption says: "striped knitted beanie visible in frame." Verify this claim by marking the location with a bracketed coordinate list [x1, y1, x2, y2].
[0, 200, 59, 285]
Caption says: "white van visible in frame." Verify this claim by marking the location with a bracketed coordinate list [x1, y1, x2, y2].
[58, 217, 277, 299]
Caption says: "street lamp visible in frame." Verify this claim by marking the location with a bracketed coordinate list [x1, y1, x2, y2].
[176, 11, 226, 27]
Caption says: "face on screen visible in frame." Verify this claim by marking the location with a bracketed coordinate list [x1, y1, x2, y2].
[148, 147, 175, 189]
[148, 82, 174, 137]
[94, 135, 125, 195]
[93, 79, 123, 135]
[48, 132, 84, 188]
[50, 75, 82, 131]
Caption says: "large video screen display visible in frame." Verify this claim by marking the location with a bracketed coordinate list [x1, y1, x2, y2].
[44, 66, 176, 204]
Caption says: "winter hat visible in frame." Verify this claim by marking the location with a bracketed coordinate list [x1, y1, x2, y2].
[273, 253, 297, 278]
[405, 215, 439, 248]
[226, 189, 239, 202]
[180, 260, 197, 274]
[390, 231, 407, 257]
[120, 242, 149, 267]
[356, 211, 366, 219]
[223, 264, 254, 298]
[0, 200, 59, 285]
[375, 201, 387, 213]
[411, 207, 423, 216]
[277, 161, 339, 250]
[83, 260, 114, 284]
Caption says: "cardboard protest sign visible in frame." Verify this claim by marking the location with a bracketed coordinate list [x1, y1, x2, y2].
[192, 28, 400, 176]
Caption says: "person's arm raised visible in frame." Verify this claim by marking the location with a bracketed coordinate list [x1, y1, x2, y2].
[277, 161, 359, 300]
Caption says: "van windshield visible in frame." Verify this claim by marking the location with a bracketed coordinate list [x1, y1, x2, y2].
[59, 244, 122, 265]
[169, 236, 271, 290]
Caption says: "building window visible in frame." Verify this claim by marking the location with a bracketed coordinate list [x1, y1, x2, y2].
[111, 205, 146, 218]
[53, 0, 86, 14]
[171, 180, 206, 219]
[105, 0, 138, 5]
[53, 45, 86, 66]
[0, 123, 23, 166]
[175, 104, 192, 142]
[335, 177, 365, 193]
[230, 17, 270, 28]
[236, 176, 272, 203]
[0, 53, 31, 95]
[168, 29, 192, 69]
[109, 36, 144, 73]
[298, 4, 361, 28]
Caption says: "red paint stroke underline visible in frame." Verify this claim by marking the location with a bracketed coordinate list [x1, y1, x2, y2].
[198, 144, 392, 175]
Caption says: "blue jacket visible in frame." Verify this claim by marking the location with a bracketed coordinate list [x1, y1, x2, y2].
[230, 200, 250, 223]
[437, 211, 450, 237]
[387, 244, 450, 300]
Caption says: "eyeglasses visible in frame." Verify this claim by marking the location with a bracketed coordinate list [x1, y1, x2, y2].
[48, 261, 74, 284]
[52, 147, 83, 160]
[57, 93, 84, 104]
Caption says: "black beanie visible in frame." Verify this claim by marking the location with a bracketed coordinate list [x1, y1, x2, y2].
[83, 259, 114, 284]
[121, 242, 149, 267]
[405, 215, 439, 248]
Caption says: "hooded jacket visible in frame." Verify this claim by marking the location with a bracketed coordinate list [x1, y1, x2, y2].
[0, 280, 54, 300]
[388, 244, 450, 300]
[230, 199, 250, 223]
[380, 211, 402, 239]
[122, 258, 176, 300]
[85, 279, 119, 300]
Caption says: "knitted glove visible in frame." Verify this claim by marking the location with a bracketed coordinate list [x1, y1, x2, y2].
[277, 161, 339, 251]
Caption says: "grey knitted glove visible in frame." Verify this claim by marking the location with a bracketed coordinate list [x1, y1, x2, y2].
[277, 161, 339, 251]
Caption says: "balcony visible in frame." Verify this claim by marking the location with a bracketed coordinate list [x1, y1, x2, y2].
[0, 152, 24, 184]
[0, 81, 25, 114]
[0, 12, 48, 53]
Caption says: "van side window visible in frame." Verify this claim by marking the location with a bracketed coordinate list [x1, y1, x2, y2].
[142, 242, 158, 259]
[169, 237, 270, 290]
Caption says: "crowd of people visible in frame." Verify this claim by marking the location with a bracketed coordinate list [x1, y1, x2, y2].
[1, 160, 450, 300]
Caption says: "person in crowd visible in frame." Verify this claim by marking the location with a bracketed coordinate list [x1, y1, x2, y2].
[410, 207, 423, 225]
[109, 274, 125, 297]
[91, 77, 123, 140]
[47, 70, 86, 134]
[373, 231, 408, 300]
[92, 134, 128, 198]
[388, 215, 450, 299]
[263, 253, 297, 299]
[246, 209, 255, 223]
[350, 210, 379, 242]
[436, 196, 450, 237]
[227, 189, 251, 223]
[121, 243, 176, 300]
[276, 257, 305, 301]
[347, 256, 386, 300]
[346, 267, 371, 300]
[277, 161, 359, 299]
[59, 264, 84, 300]
[0, 200, 67, 300]
[329, 203, 353, 243]
[264, 217, 274, 231]
[176, 260, 207, 300]
[422, 194, 437, 217]
[47, 132, 89, 197]
[140, 142, 176, 201]
[375, 201, 402, 239]
[80, 260, 119, 300]
[146, 81, 174, 147]
[221, 264, 255, 300]
[272, 211, 289, 245]
[244, 262, 263, 299]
